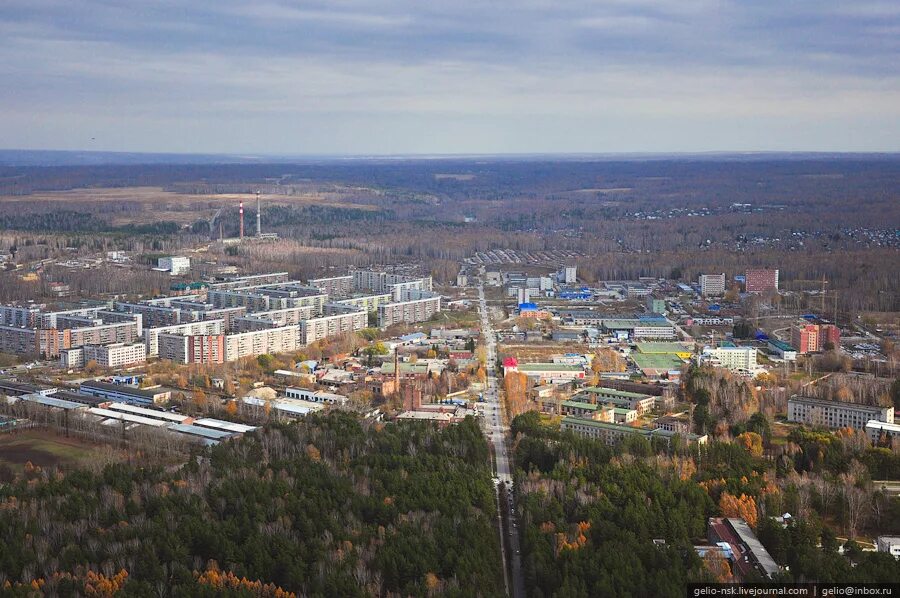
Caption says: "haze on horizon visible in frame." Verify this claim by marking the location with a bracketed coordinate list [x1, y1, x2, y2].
[1, 0, 898, 156]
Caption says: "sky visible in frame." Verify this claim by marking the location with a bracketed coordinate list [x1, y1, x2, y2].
[1, 0, 898, 155]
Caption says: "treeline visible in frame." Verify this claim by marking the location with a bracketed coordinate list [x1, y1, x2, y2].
[0, 210, 179, 235]
[0, 413, 503, 596]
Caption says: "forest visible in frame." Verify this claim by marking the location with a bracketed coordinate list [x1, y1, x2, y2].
[509, 412, 900, 597]
[0, 413, 504, 597]
[0, 156, 897, 313]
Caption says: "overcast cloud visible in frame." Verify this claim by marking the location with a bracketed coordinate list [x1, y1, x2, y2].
[1, 0, 898, 154]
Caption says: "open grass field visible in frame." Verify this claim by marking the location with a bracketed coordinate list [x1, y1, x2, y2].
[0, 429, 107, 470]
[0, 185, 381, 226]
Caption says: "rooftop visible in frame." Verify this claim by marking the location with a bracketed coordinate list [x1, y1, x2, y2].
[516, 363, 583, 372]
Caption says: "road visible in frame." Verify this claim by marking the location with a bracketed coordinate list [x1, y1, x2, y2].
[478, 282, 526, 598]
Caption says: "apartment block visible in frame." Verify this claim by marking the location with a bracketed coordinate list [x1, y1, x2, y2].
[0, 326, 69, 357]
[308, 275, 353, 298]
[223, 326, 301, 362]
[791, 324, 821, 354]
[335, 293, 393, 314]
[60, 342, 147, 369]
[787, 395, 894, 431]
[699, 273, 726, 297]
[377, 295, 441, 328]
[0, 305, 42, 328]
[208, 272, 290, 291]
[69, 320, 139, 348]
[144, 319, 224, 356]
[158, 333, 225, 364]
[299, 310, 366, 345]
[745, 269, 779, 293]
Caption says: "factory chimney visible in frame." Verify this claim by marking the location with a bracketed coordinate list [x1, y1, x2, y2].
[239, 200, 244, 240]
[256, 190, 262, 237]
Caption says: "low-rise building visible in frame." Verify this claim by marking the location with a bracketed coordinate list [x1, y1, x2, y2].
[284, 387, 349, 405]
[79, 380, 170, 406]
[866, 420, 900, 444]
[877, 536, 900, 559]
[575, 386, 656, 414]
[767, 339, 797, 361]
[561, 416, 707, 446]
[707, 517, 780, 580]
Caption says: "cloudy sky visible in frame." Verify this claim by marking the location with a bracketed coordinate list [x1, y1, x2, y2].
[1, 0, 898, 154]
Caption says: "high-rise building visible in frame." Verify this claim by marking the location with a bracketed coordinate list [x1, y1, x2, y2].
[819, 324, 840, 350]
[564, 266, 577, 285]
[791, 324, 820, 354]
[745, 269, 779, 293]
[699, 273, 726, 297]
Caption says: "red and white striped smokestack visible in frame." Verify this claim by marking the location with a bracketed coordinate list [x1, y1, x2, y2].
[239, 200, 244, 239]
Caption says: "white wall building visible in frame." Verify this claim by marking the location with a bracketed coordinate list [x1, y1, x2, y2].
[701, 346, 760, 374]
[158, 256, 191, 276]
[788, 395, 894, 431]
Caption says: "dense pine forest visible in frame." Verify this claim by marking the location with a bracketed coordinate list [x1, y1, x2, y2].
[0, 414, 503, 597]
[510, 413, 900, 597]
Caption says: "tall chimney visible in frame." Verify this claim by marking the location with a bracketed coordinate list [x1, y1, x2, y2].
[239, 200, 244, 240]
[256, 190, 262, 237]
[394, 348, 400, 397]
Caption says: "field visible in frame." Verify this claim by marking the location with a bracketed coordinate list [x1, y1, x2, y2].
[0, 185, 380, 227]
[0, 429, 110, 470]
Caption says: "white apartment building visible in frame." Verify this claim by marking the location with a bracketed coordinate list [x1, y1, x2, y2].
[701, 346, 760, 374]
[158, 256, 191, 275]
[60, 342, 147, 369]
[307, 275, 353, 298]
[299, 311, 367, 345]
[223, 326, 301, 362]
[699, 273, 726, 297]
[787, 395, 894, 431]
[377, 295, 441, 328]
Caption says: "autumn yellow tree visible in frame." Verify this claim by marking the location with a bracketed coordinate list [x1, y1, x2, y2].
[719, 492, 758, 528]
[736, 431, 763, 457]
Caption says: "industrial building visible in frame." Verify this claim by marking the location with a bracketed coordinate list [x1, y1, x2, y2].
[79, 380, 171, 406]
[707, 518, 779, 580]
[284, 387, 349, 405]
